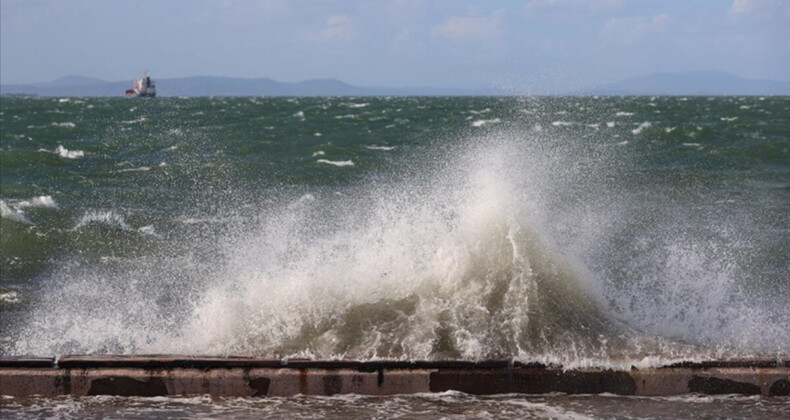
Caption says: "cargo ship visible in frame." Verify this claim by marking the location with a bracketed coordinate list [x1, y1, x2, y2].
[125, 70, 156, 97]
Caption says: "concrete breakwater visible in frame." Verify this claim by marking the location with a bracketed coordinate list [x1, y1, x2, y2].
[1, 356, 789, 398]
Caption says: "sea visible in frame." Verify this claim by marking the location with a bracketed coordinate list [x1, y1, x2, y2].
[1, 95, 788, 418]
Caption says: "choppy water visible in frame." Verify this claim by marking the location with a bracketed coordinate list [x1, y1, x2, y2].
[2, 392, 790, 420]
[1, 95, 789, 416]
[2, 95, 789, 364]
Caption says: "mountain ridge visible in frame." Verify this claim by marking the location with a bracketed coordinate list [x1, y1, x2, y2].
[2, 72, 789, 96]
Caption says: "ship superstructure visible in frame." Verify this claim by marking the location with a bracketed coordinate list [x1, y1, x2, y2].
[125, 70, 156, 97]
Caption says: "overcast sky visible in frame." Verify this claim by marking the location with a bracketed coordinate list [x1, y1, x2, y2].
[1, 0, 788, 90]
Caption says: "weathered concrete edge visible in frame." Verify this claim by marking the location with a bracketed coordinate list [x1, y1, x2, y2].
[1, 357, 789, 398]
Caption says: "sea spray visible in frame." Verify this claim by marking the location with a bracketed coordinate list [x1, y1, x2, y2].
[3, 96, 787, 368]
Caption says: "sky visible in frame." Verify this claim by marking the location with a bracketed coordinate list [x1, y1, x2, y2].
[1, 0, 789, 91]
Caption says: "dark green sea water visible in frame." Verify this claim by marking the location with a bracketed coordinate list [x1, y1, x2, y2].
[1, 95, 789, 417]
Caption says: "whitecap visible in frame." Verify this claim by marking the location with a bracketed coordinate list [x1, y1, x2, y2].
[606, 121, 615, 128]
[138, 225, 162, 238]
[344, 102, 369, 108]
[472, 118, 501, 127]
[312, 151, 326, 157]
[0, 291, 21, 304]
[17, 196, 58, 209]
[0, 201, 31, 224]
[317, 159, 355, 167]
[720, 117, 738, 122]
[51, 122, 76, 128]
[74, 211, 130, 231]
[631, 122, 652, 135]
[56, 145, 84, 159]
[121, 117, 146, 124]
[117, 167, 151, 173]
[293, 111, 305, 119]
[615, 111, 634, 117]
[682, 143, 702, 148]
[365, 145, 396, 151]
[551, 121, 573, 127]
[314, 132, 322, 137]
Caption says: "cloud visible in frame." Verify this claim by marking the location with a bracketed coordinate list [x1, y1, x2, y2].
[729, 0, 790, 16]
[431, 10, 504, 42]
[310, 14, 354, 43]
[729, 0, 754, 14]
[599, 13, 671, 42]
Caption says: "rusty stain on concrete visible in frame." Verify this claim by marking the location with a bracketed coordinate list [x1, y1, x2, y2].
[1, 356, 788, 398]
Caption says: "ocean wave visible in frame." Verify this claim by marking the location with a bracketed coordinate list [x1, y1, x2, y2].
[74, 210, 130, 231]
[16, 195, 58, 209]
[0, 291, 21, 304]
[317, 159, 355, 167]
[472, 118, 501, 127]
[0, 201, 31, 224]
[631, 122, 652, 135]
[55, 145, 85, 159]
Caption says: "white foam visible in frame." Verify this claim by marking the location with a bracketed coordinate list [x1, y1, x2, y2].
[343, 102, 369, 108]
[74, 211, 130, 231]
[117, 166, 151, 173]
[56, 145, 84, 159]
[682, 143, 702, 148]
[0, 201, 31, 224]
[615, 112, 634, 117]
[17, 196, 58, 209]
[317, 159, 355, 167]
[293, 111, 305, 119]
[314, 132, 322, 137]
[312, 151, 326, 157]
[0, 291, 21, 304]
[720, 117, 738, 122]
[365, 145, 396, 151]
[121, 117, 146, 124]
[51, 122, 76, 128]
[551, 121, 573, 127]
[472, 118, 501, 127]
[138, 225, 162, 238]
[665, 127, 676, 133]
[606, 122, 615, 128]
[631, 122, 651, 135]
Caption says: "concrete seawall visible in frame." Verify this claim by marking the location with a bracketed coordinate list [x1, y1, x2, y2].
[2, 356, 789, 397]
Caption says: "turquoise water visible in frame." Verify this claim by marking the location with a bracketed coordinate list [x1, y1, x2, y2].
[1, 96, 788, 366]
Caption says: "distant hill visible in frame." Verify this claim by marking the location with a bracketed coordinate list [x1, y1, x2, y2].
[586, 71, 790, 96]
[0, 75, 478, 97]
[2, 71, 788, 97]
